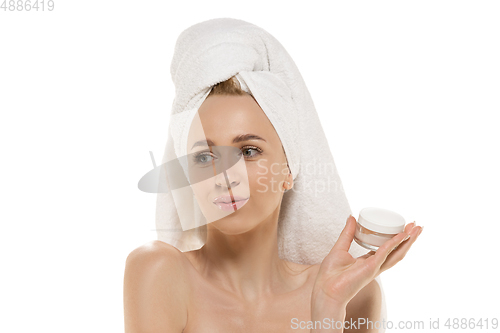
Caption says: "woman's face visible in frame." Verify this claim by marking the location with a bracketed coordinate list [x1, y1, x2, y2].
[186, 94, 291, 234]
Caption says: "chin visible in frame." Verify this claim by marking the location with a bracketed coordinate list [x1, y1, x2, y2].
[208, 212, 258, 235]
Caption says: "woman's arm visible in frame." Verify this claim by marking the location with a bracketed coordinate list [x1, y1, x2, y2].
[310, 290, 348, 333]
[310, 280, 382, 333]
[310, 216, 422, 333]
[123, 241, 188, 333]
[344, 279, 383, 333]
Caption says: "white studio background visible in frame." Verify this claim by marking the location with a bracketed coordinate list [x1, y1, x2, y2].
[1, 1, 498, 332]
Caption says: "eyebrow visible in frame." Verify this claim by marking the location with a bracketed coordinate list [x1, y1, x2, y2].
[191, 134, 267, 149]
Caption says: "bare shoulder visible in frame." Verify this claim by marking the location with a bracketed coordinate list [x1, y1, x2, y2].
[125, 240, 189, 285]
[126, 240, 184, 266]
[124, 240, 189, 333]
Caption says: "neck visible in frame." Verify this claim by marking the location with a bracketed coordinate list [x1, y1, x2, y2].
[197, 205, 294, 302]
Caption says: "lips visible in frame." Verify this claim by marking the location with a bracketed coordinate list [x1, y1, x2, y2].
[213, 195, 249, 211]
[213, 195, 248, 204]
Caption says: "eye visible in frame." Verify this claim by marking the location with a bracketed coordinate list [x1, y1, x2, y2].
[193, 152, 216, 165]
[240, 146, 263, 158]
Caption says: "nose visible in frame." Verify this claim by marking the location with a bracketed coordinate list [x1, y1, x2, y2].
[214, 170, 240, 189]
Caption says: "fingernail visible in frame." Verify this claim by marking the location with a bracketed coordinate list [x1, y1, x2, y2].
[346, 214, 352, 223]
[419, 226, 424, 235]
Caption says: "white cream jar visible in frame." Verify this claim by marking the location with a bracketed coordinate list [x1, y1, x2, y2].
[353, 207, 406, 251]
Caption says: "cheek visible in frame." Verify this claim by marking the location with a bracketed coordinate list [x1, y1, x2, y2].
[246, 160, 287, 197]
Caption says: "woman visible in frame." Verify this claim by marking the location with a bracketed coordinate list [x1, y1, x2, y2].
[124, 19, 422, 333]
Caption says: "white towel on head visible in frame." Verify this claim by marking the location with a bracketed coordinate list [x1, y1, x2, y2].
[154, 17, 386, 326]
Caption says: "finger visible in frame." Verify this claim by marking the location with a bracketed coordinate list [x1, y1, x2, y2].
[358, 250, 376, 260]
[380, 225, 423, 272]
[371, 231, 408, 269]
[389, 222, 416, 254]
[360, 224, 415, 261]
[331, 215, 356, 252]
[404, 221, 417, 234]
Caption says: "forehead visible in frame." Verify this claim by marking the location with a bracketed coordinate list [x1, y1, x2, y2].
[187, 94, 281, 146]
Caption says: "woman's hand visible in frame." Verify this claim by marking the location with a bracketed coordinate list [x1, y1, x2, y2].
[311, 215, 423, 308]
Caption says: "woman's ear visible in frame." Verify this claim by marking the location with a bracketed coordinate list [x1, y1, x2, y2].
[281, 145, 293, 192]
[283, 166, 293, 192]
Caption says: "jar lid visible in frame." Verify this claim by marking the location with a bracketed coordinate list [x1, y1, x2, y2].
[358, 207, 406, 234]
